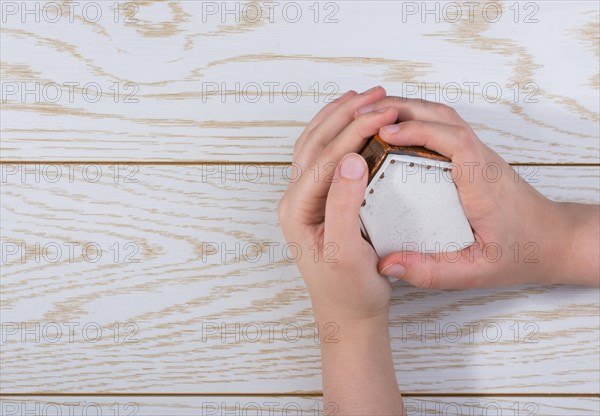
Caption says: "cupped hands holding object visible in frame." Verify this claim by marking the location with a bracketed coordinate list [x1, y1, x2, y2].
[278, 87, 599, 416]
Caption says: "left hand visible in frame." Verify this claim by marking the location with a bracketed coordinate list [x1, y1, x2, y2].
[278, 86, 399, 322]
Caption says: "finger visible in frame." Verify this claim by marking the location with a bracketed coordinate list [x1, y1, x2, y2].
[354, 96, 466, 125]
[292, 107, 399, 220]
[377, 120, 480, 163]
[323, 153, 367, 245]
[377, 248, 481, 289]
[294, 90, 358, 161]
[296, 85, 387, 169]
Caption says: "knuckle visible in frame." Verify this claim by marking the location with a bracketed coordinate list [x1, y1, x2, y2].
[388, 96, 401, 107]
[382, 96, 399, 108]
[277, 196, 289, 222]
[455, 125, 475, 149]
[293, 138, 302, 154]
[416, 269, 437, 289]
[389, 95, 411, 109]
[400, 120, 422, 135]
[305, 129, 317, 144]
[377, 96, 405, 113]
[437, 103, 459, 119]
[353, 118, 378, 138]
[292, 144, 302, 160]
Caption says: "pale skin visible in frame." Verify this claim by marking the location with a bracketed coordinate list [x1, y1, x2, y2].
[277, 86, 600, 416]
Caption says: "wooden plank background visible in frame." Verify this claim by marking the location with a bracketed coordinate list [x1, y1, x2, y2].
[1, 396, 599, 415]
[1, 0, 599, 415]
[1, 0, 598, 163]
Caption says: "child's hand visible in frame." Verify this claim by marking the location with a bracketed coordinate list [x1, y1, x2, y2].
[278, 86, 400, 323]
[279, 86, 406, 415]
[368, 97, 599, 289]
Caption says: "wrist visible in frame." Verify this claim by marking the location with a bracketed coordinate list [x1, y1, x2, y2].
[534, 200, 569, 285]
[313, 307, 390, 343]
[541, 201, 599, 286]
[316, 306, 402, 415]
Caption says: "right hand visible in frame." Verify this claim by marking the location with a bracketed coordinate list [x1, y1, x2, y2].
[357, 97, 599, 289]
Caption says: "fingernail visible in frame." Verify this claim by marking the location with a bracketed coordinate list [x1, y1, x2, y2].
[361, 85, 380, 95]
[376, 106, 390, 113]
[340, 154, 366, 180]
[381, 263, 406, 278]
[381, 124, 402, 136]
[355, 104, 374, 115]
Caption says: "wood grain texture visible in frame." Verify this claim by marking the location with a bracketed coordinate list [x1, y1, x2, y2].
[1, 1, 598, 162]
[1, 396, 598, 415]
[1, 165, 598, 394]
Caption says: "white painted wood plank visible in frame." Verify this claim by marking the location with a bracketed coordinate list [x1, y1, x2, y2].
[1, 396, 598, 415]
[1, 165, 598, 393]
[1, 1, 598, 162]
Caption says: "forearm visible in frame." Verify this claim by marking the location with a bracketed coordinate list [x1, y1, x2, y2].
[317, 313, 404, 416]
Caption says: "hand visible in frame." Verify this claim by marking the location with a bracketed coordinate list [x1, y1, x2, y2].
[365, 97, 599, 289]
[278, 86, 400, 322]
[278, 86, 405, 415]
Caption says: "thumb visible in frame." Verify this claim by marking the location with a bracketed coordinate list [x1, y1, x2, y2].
[378, 250, 477, 289]
[323, 153, 368, 245]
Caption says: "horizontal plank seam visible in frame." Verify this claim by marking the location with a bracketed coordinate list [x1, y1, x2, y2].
[0, 161, 599, 167]
[1, 393, 599, 398]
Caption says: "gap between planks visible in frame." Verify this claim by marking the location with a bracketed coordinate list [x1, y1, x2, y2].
[1, 393, 599, 398]
[0, 161, 599, 167]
